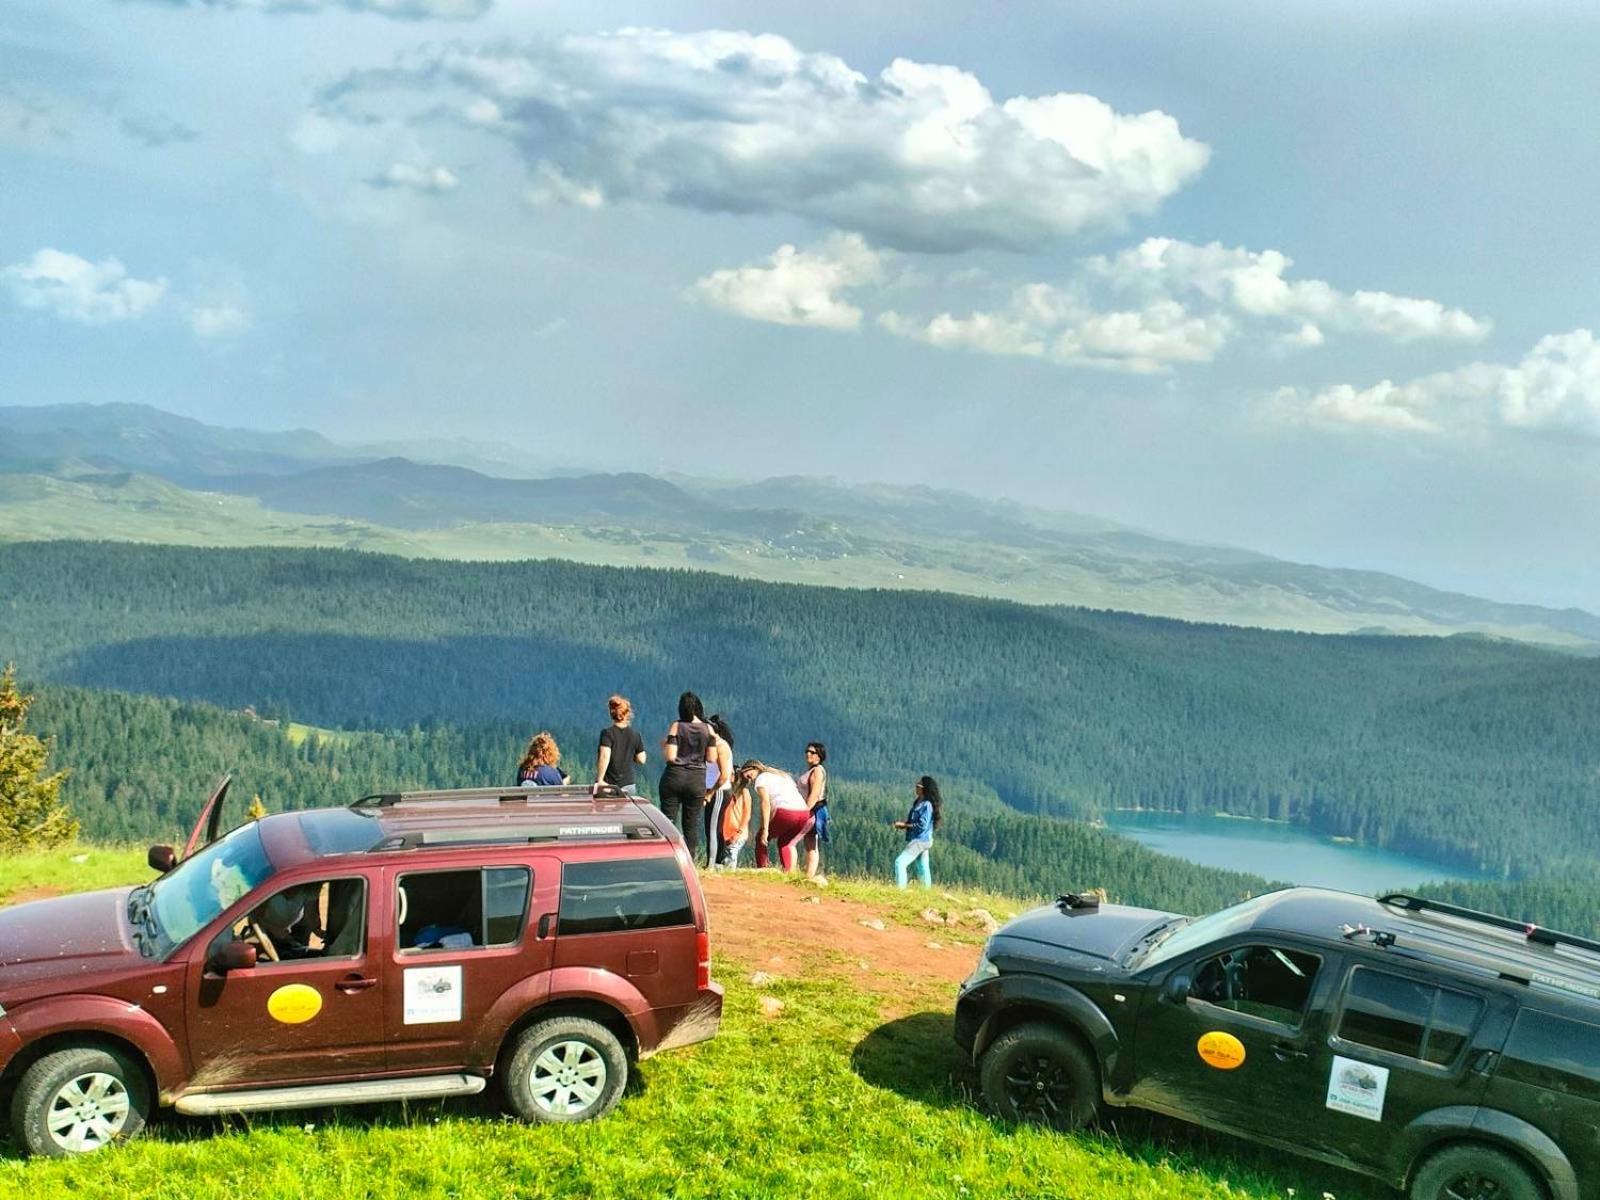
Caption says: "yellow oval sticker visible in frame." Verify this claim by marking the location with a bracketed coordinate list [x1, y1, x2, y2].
[1196, 1030, 1246, 1070]
[267, 983, 324, 1025]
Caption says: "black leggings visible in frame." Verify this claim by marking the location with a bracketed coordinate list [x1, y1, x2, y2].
[658, 765, 706, 863]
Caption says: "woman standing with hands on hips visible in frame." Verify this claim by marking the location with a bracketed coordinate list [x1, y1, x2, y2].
[892, 776, 940, 888]
[659, 691, 713, 863]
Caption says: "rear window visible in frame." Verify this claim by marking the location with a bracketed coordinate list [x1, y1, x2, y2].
[559, 858, 692, 936]
[1495, 1010, 1600, 1103]
[1336, 967, 1485, 1066]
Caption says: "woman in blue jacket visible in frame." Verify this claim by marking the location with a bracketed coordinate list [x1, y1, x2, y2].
[892, 776, 941, 888]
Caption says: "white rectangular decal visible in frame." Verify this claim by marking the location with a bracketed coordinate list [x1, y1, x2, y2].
[403, 965, 463, 1025]
[1325, 1055, 1389, 1121]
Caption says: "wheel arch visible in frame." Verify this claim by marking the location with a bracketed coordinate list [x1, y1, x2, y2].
[495, 998, 640, 1073]
[1, 996, 182, 1103]
[1404, 1117, 1578, 1200]
[972, 976, 1120, 1092]
[1, 1030, 159, 1104]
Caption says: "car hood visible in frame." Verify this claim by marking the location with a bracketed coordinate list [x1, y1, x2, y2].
[0, 886, 140, 980]
[995, 901, 1180, 965]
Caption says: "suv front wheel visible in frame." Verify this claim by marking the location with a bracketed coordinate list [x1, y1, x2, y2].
[503, 1016, 628, 1124]
[1410, 1144, 1544, 1200]
[979, 1021, 1099, 1131]
[11, 1046, 151, 1157]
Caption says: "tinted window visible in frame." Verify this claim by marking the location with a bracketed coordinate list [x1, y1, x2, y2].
[398, 867, 530, 951]
[1188, 944, 1322, 1027]
[1337, 968, 1484, 1065]
[560, 858, 692, 936]
[1496, 1011, 1600, 1103]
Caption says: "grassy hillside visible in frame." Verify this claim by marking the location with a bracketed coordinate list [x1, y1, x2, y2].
[0, 851, 1384, 1199]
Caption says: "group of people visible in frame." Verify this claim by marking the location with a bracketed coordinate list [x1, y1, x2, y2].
[515, 691, 942, 888]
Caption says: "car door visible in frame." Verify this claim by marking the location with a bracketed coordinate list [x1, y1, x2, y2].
[382, 857, 557, 1074]
[185, 871, 387, 1088]
[1303, 962, 1503, 1170]
[1130, 938, 1341, 1138]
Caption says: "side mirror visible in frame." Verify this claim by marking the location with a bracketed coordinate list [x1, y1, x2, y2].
[148, 844, 177, 874]
[210, 941, 258, 973]
[1162, 972, 1192, 1005]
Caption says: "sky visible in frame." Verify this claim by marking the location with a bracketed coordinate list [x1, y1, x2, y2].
[2, 1, 1598, 609]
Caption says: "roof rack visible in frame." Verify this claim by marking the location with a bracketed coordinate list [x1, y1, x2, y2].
[1380, 893, 1600, 960]
[371, 819, 664, 852]
[351, 784, 634, 809]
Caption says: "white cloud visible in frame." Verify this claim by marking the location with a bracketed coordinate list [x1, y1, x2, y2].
[881, 287, 1232, 374]
[372, 162, 459, 192]
[2, 249, 167, 325]
[691, 235, 886, 330]
[187, 303, 251, 338]
[316, 28, 1210, 252]
[1274, 329, 1600, 438]
[133, 0, 489, 19]
[1090, 238, 1491, 343]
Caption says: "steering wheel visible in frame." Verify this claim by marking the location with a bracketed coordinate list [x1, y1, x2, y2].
[248, 918, 282, 963]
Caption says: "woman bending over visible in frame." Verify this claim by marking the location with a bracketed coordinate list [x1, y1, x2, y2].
[736, 760, 812, 872]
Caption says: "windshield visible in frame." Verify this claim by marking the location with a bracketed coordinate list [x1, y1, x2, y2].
[147, 823, 275, 951]
[1138, 893, 1282, 969]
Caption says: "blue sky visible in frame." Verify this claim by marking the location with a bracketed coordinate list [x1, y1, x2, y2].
[2, 1, 1598, 608]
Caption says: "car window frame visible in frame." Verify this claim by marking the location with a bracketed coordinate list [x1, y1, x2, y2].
[394, 864, 532, 956]
[556, 855, 694, 938]
[1176, 939, 1328, 1035]
[207, 873, 372, 968]
[1327, 960, 1489, 1075]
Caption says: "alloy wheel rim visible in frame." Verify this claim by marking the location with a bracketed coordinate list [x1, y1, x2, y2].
[46, 1072, 131, 1153]
[529, 1040, 607, 1116]
[1003, 1052, 1073, 1121]
[1442, 1174, 1503, 1200]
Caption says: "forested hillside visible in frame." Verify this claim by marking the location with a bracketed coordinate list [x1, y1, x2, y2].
[4, 542, 1599, 879]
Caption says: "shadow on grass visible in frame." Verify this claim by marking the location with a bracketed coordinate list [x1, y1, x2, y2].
[851, 1011, 1386, 1199]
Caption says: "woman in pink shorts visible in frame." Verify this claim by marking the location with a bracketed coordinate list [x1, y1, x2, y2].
[734, 759, 813, 871]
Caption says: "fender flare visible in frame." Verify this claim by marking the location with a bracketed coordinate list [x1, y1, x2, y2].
[971, 973, 1121, 1083]
[4, 994, 186, 1102]
[468, 967, 653, 1068]
[1396, 1106, 1578, 1200]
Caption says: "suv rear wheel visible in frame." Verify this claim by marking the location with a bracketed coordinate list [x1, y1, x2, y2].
[1410, 1144, 1544, 1200]
[503, 1016, 628, 1124]
[11, 1046, 151, 1157]
[979, 1021, 1099, 1131]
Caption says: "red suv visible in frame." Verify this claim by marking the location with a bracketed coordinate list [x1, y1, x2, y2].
[0, 780, 723, 1156]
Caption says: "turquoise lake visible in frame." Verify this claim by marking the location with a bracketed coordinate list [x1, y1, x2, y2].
[1103, 810, 1487, 892]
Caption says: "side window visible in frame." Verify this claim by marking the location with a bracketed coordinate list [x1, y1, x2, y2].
[1495, 1010, 1600, 1102]
[559, 858, 692, 936]
[224, 877, 367, 964]
[1189, 944, 1322, 1027]
[1335, 967, 1485, 1066]
[397, 868, 531, 952]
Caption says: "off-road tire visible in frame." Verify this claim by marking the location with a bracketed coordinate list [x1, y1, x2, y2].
[502, 1016, 628, 1124]
[11, 1046, 151, 1157]
[1410, 1143, 1545, 1200]
[979, 1021, 1099, 1131]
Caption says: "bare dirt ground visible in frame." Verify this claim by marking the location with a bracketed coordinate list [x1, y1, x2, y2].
[699, 871, 981, 995]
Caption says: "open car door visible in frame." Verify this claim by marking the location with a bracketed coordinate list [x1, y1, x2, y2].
[181, 774, 234, 859]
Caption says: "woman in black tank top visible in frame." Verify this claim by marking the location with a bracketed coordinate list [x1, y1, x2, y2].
[659, 690, 711, 863]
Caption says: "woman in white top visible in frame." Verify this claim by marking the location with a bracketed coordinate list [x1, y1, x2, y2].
[732, 759, 812, 872]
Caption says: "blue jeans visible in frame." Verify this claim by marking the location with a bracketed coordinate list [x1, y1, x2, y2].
[895, 840, 932, 888]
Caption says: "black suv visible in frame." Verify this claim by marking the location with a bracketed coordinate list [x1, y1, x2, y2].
[955, 888, 1600, 1200]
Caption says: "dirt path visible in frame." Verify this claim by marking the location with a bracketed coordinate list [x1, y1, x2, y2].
[700, 872, 981, 994]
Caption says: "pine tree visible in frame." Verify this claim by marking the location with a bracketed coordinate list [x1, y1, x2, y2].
[0, 664, 78, 853]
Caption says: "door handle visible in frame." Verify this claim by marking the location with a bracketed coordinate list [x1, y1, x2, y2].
[335, 975, 377, 994]
[537, 912, 555, 940]
[1272, 1042, 1309, 1062]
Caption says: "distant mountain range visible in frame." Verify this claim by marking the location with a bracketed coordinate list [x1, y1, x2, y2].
[2, 401, 1597, 648]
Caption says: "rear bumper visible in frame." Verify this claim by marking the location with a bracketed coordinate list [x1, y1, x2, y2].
[646, 984, 724, 1058]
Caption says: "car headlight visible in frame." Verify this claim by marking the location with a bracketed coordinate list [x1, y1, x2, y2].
[961, 947, 999, 992]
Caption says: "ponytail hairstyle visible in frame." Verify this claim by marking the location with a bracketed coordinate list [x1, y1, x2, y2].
[677, 690, 704, 723]
[918, 775, 943, 829]
[608, 694, 632, 723]
[709, 713, 734, 750]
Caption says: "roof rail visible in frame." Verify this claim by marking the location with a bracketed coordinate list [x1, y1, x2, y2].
[1380, 893, 1600, 959]
[352, 784, 634, 809]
